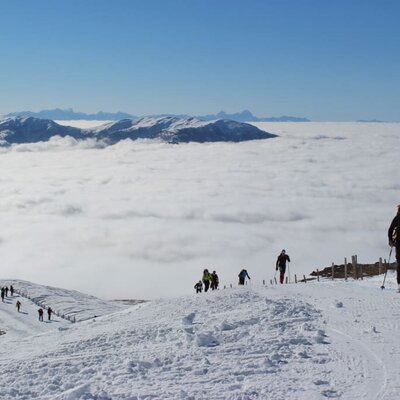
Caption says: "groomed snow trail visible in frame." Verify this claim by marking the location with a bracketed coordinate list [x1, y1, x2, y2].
[1, 279, 400, 399]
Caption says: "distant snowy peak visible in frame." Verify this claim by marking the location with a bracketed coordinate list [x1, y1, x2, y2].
[91, 116, 277, 143]
[0, 116, 277, 145]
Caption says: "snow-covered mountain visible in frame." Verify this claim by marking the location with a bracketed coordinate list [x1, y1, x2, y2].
[0, 116, 276, 145]
[0, 116, 84, 144]
[0, 276, 399, 399]
[91, 116, 277, 144]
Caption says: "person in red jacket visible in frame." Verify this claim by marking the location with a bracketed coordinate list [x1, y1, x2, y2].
[276, 249, 291, 284]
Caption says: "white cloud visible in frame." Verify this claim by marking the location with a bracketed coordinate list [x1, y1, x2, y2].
[0, 122, 398, 299]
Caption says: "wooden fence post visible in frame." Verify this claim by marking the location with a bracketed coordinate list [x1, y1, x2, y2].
[274, 277, 277, 285]
[295, 274, 297, 284]
[352, 255, 358, 280]
[270, 280, 272, 285]
[357, 255, 362, 280]
[285, 277, 288, 284]
[263, 280, 265, 285]
[344, 257, 347, 281]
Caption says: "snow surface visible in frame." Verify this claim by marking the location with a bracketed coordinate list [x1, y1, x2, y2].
[1, 276, 400, 399]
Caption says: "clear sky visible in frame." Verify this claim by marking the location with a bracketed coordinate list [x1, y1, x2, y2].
[0, 0, 399, 121]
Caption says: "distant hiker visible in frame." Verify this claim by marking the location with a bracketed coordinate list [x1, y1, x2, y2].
[238, 269, 251, 285]
[4, 286, 8, 297]
[1, 288, 4, 303]
[210, 271, 219, 290]
[388, 204, 400, 290]
[10, 285, 14, 297]
[38, 308, 44, 321]
[47, 307, 53, 321]
[16, 300, 21, 312]
[194, 280, 203, 294]
[202, 269, 212, 292]
[276, 249, 291, 284]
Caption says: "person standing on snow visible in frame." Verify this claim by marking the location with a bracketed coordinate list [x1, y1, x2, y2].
[276, 249, 291, 284]
[202, 269, 212, 292]
[38, 308, 44, 321]
[388, 204, 400, 289]
[10, 285, 14, 297]
[1, 288, 4, 303]
[16, 300, 21, 312]
[238, 269, 251, 285]
[47, 307, 53, 321]
[210, 271, 219, 290]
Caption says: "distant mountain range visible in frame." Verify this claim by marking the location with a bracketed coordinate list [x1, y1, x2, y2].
[5, 108, 310, 123]
[0, 116, 277, 146]
[6, 108, 136, 121]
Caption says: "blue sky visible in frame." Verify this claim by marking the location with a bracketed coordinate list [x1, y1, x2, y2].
[0, 0, 399, 120]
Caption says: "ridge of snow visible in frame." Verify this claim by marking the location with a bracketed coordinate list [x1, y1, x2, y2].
[0, 279, 125, 323]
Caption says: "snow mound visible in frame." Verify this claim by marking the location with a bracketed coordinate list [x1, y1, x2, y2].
[0, 286, 328, 399]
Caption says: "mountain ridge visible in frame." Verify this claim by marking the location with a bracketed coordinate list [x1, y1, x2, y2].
[0, 116, 277, 145]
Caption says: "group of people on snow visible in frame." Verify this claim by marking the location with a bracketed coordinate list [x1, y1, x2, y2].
[194, 252, 291, 293]
[195, 269, 220, 293]
[1, 285, 14, 302]
[1, 284, 56, 321]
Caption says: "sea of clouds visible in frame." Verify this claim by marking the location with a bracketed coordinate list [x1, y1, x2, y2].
[0, 121, 398, 299]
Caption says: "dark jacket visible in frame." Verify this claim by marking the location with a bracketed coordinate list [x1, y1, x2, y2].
[388, 214, 400, 246]
[276, 254, 290, 268]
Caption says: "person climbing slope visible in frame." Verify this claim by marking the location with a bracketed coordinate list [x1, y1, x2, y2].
[202, 269, 212, 292]
[276, 249, 291, 284]
[388, 204, 400, 291]
[194, 281, 203, 294]
[238, 269, 250, 285]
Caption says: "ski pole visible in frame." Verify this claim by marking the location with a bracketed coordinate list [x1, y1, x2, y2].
[381, 248, 392, 290]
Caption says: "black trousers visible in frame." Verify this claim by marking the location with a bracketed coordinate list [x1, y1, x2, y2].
[203, 281, 210, 292]
[396, 245, 400, 284]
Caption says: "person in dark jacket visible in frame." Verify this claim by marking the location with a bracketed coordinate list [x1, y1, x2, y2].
[210, 271, 219, 290]
[16, 300, 21, 312]
[47, 307, 53, 321]
[38, 308, 44, 321]
[194, 281, 203, 293]
[388, 204, 400, 289]
[1, 288, 4, 303]
[10, 285, 14, 297]
[276, 249, 291, 284]
[238, 269, 250, 285]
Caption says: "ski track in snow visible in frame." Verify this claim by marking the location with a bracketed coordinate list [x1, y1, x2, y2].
[1, 278, 400, 399]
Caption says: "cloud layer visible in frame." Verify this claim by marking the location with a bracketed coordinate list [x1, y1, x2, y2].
[0, 122, 398, 299]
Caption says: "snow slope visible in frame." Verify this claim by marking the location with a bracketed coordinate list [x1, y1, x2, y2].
[1, 277, 400, 399]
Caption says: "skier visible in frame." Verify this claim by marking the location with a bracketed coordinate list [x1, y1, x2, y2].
[47, 307, 53, 321]
[4, 286, 8, 297]
[210, 271, 219, 290]
[1, 288, 4, 303]
[10, 285, 14, 297]
[238, 269, 250, 285]
[194, 280, 203, 294]
[276, 249, 291, 284]
[388, 204, 400, 291]
[202, 269, 212, 292]
[16, 300, 21, 312]
[38, 308, 44, 321]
